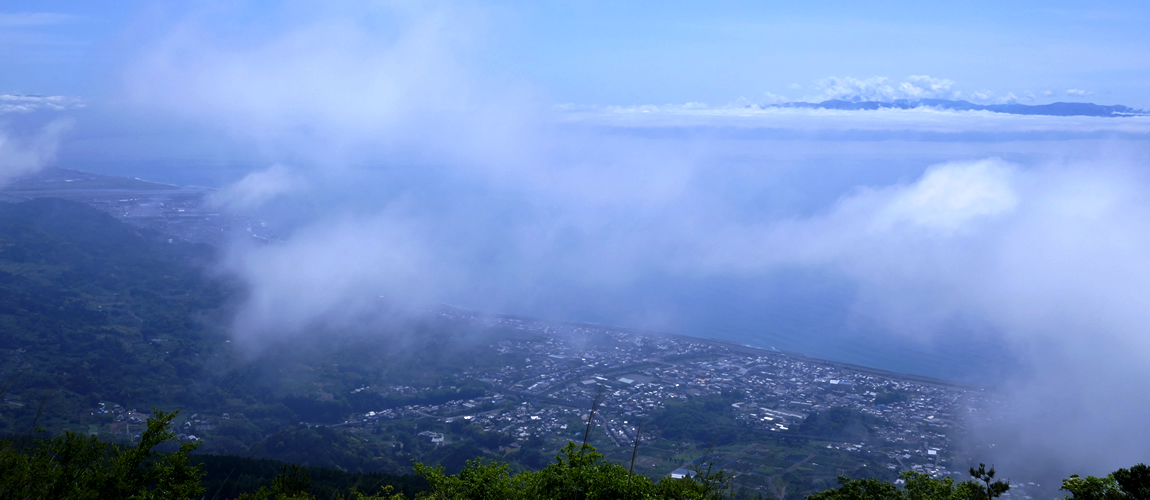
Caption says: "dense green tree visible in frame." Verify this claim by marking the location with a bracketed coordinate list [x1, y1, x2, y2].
[1062, 474, 1127, 500]
[414, 458, 521, 500]
[191, 454, 428, 499]
[237, 464, 411, 500]
[412, 441, 727, 500]
[237, 465, 315, 500]
[808, 467, 1007, 500]
[1113, 464, 1150, 500]
[0, 408, 202, 499]
[968, 464, 1010, 500]
[901, 472, 985, 500]
[806, 476, 901, 500]
[1062, 463, 1150, 500]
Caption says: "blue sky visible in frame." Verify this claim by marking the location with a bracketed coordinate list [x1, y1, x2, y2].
[496, 1, 1150, 106]
[4, 1, 1150, 106]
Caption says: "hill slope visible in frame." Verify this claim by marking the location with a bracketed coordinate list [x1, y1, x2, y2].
[0, 198, 228, 432]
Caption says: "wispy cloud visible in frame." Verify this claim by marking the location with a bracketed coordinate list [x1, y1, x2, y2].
[220, 211, 453, 350]
[1066, 88, 1094, 97]
[0, 119, 73, 186]
[0, 94, 84, 114]
[210, 164, 306, 211]
[122, 2, 534, 168]
[808, 75, 957, 102]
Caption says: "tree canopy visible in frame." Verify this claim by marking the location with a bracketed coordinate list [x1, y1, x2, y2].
[0, 408, 203, 499]
[808, 469, 1003, 500]
[1, 402, 1147, 500]
[1061, 464, 1150, 500]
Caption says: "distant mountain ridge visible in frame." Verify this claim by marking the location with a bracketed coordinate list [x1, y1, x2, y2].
[756, 98, 1145, 117]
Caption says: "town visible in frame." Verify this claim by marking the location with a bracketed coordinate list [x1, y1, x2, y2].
[324, 310, 1024, 497]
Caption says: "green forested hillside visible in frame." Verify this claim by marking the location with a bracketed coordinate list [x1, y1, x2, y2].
[0, 198, 537, 476]
[0, 198, 228, 431]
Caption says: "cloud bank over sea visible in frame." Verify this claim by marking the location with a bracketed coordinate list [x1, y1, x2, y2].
[562, 102, 1150, 137]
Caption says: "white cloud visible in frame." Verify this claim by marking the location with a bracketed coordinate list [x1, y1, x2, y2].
[736, 158, 1150, 475]
[0, 119, 72, 186]
[0, 94, 84, 114]
[122, 3, 551, 341]
[688, 159, 1023, 274]
[1066, 88, 1095, 97]
[123, 3, 536, 169]
[220, 211, 456, 350]
[872, 159, 1017, 235]
[807, 75, 956, 102]
[949, 89, 1022, 104]
[210, 164, 305, 211]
